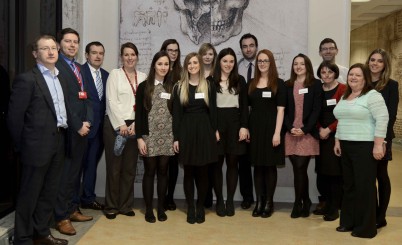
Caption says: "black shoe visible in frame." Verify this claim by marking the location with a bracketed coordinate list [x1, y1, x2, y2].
[196, 207, 205, 224]
[301, 199, 312, 217]
[261, 200, 274, 218]
[104, 212, 117, 219]
[33, 235, 68, 245]
[145, 210, 156, 223]
[81, 201, 105, 210]
[290, 202, 302, 218]
[216, 200, 226, 217]
[187, 207, 196, 224]
[376, 219, 387, 229]
[164, 196, 177, 211]
[241, 200, 253, 209]
[252, 197, 265, 217]
[336, 226, 352, 232]
[312, 201, 327, 215]
[157, 209, 167, 222]
[226, 200, 235, 217]
[120, 210, 135, 216]
[323, 211, 339, 221]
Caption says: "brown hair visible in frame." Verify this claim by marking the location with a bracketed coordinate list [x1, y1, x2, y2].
[287, 53, 315, 88]
[365, 48, 391, 92]
[248, 49, 279, 95]
[343, 63, 373, 100]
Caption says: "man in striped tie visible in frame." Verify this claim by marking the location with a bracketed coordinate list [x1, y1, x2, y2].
[79, 41, 109, 212]
[55, 28, 93, 236]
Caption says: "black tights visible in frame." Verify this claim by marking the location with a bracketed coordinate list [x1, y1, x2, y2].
[213, 154, 238, 202]
[166, 155, 179, 200]
[253, 166, 277, 201]
[289, 155, 310, 204]
[142, 156, 169, 210]
[377, 160, 391, 221]
[183, 165, 209, 208]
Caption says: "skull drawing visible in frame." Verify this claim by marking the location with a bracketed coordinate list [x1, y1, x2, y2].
[174, 0, 250, 45]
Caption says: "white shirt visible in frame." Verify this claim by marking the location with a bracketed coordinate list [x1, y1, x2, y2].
[238, 58, 255, 83]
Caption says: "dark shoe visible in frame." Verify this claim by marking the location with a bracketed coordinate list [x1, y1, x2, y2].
[241, 199, 253, 209]
[56, 219, 76, 236]
[290, 202, 303, 218]
[145, 210, 156, 223]
[261, 201, 274, 218]
[252, 197, 265, 217]
[312, 201, 327, 215]
[70, 211, 93, 222]
[164, 196, 177, 211]
[33, 235, 68, 245]
[336, 226, 352, 232]
[216, 200, 226, 217]
[157, 209, 167, 222]
[120, 210, 135, 216]
[376, 219, 387, 229]
[81, 201, 105, 210]
[323, 211, 339, 221]
[196, 207, 205, 224]
[301, 199, 312, 217]
[104, 212, 117, 219]
[187, 207, 196, 224]
[225, 200, 235, 217]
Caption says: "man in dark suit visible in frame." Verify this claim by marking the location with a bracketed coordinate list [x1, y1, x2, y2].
[54, 28, 93, 236]
[78, 41, 109, 210]
[8, 35, 68, 245]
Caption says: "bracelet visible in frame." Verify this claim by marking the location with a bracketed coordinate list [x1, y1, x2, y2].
[383, 140, 387, 145]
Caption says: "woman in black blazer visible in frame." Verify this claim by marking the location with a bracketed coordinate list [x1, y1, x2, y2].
[284, 53, 322, 218]
[366, 48, 399, 229]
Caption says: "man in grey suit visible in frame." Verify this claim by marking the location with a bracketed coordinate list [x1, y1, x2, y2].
[8, 35, 68, 245]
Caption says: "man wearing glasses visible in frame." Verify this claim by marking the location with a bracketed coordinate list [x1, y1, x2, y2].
[314, 38, 348, 84]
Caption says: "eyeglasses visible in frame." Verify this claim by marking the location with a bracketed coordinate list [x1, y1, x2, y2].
[167, 49, 179, 54]
[257, 59, 270, 64]
[321, 47, 337, 52]
[38, 47, 58, 52]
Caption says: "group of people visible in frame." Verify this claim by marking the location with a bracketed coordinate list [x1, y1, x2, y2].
[7, 27, 398, 245]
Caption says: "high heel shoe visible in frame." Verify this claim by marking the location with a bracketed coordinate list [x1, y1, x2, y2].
[261, 200, 274, 218]
[225, 199, 235, 217]
[186, 206, 196, 224]
[291, 201, 303, 218]
[216, 198, 226, 217]
[196, 207, 205, 224]
[157, 209, 167, 222]
[252, 196, 265, 217]
[301, 199, 312, 217]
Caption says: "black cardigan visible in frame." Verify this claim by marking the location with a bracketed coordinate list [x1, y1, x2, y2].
[283, 78, 323, 138]
[375, 79, 399, 141]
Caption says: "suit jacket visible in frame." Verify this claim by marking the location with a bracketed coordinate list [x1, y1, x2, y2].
[81, 62, 109, 138]
[7, 66, 69, 167]
[284, 78, 323, 138]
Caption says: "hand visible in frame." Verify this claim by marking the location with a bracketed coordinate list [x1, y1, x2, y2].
[373, 143, 385, 160]
[290, 128, 304, 137]
[128, 122, 135, 136]
[78, 121, 91, 136]
[239, 128, 249, 141]
[319, 127, 331, 140]
[137, 138, 147, 155]
[119, 125, 129, 137]
[334, 139, 341, 156]
[272, 133, 280, 147]
[216, 130, 220, 142]
[173, 141, 179, 153]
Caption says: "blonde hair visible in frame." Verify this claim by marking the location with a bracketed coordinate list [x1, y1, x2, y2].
[177, 53, 209, 106]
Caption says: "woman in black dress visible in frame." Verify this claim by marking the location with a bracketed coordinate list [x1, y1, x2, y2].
[366, 49, 399, 229]
[136, 51, 175, 223]
[248, 49, 286, 218]
[160, 39, 183, 210]
[172, 52, 218, 224]
[315, 61, 346, 221]
[212, 47, 249, 217]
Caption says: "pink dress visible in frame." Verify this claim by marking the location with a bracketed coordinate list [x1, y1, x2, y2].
[285, 82, 319, 156]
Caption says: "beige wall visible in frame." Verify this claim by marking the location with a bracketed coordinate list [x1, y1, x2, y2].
[350, 10, 402, 140]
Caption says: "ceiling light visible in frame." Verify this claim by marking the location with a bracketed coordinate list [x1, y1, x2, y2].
[351, 0, 371, 2]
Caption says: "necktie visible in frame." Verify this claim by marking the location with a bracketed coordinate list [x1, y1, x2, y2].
[95, 70, 103, 99]
[247, 62, 252, 83]
[70, 62, 83, 90]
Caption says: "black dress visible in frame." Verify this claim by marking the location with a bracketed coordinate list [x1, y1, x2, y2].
[172, 80, 218, 166]
[248, 79, 286, 166]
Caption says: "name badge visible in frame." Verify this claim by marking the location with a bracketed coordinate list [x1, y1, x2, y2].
[160, 92, 171, 100]
[262, 91, 272, 98]
[195, 93, 205, 99]
[326, 99, 337, 106]
[78, 91, 88, 99]
[298, 88, 308, 94]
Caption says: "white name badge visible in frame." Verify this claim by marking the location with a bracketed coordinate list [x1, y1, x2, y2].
[160, 92, 171, 100]
[195, 93, 205, 99]
[262, 91, 272, 98]
[326, 99, 337, 106]
[298, 88, 308, 94]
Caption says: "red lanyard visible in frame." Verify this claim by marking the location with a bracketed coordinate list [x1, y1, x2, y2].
[123, 67, 138, 111]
